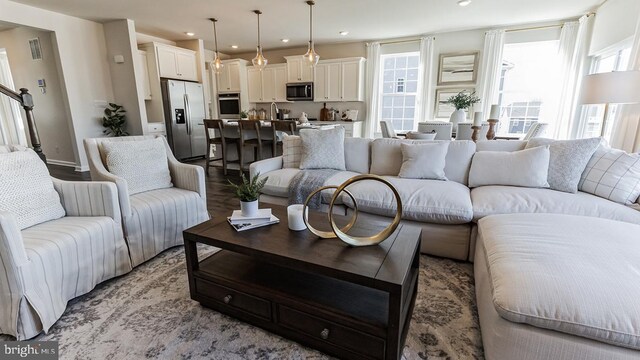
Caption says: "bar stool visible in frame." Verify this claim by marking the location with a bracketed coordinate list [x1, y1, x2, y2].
[238, 120, 273, 172]
[204, 119, 239, 176]
[271, 120, 297, 156]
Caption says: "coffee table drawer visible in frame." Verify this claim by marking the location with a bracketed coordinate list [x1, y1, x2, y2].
[195, 278, 271, 320]
[277, 304, 385, 359]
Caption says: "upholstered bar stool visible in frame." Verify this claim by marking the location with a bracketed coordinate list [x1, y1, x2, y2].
[204, 119, 239, 176]
[271, 120, 297, 156]
[417, 122, 453, 140]
[238, 120, 273, 172]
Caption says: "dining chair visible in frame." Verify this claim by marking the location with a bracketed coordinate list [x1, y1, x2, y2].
[456, 122, 490, 140]
[204, 119, 239, 176]
[522, 122, 549, 140]
[271, 120, 297, 156]
[380, 120, 398, 138]
[238, 120, 273, 172]
[406, 131, 437, 140]
[417, 122, 453, 140]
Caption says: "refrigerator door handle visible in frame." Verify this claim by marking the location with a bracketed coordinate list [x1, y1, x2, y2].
[184, 94, 191, 135]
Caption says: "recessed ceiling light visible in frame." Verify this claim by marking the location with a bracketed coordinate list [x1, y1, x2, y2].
[231, 45, 239, 49]
[339, 31, 349, 36]
[281, 38, 290, 43]
[457, 0, 471, 6]
[185, 32, 195, 36]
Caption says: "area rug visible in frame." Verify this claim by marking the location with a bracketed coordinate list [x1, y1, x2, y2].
[2, 245, 484, 359]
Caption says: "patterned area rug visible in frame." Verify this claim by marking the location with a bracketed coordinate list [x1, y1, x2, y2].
[2, 245, 483, 359]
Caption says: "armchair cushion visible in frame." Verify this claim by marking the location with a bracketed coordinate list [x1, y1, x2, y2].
[102, 137, 173, 195]
[0, 149, 65, 230]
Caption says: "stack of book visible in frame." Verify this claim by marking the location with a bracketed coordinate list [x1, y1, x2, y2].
[227, 208, 279, 232]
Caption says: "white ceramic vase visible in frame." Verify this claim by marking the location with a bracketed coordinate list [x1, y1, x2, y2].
[240, 200, 259, 217]
[450, 109, 466, 128]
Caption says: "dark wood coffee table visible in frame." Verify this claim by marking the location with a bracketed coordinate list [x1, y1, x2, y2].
[183, 205, 421, 360]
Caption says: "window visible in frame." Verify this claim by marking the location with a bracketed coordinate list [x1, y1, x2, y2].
[379, 52, 420, 133]
[579, 47, 632, 139]
[497, 40, 560, 136]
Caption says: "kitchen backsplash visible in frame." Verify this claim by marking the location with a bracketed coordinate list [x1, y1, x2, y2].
[249, 101, 366, 121]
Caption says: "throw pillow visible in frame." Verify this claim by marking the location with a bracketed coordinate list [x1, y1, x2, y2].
[102, 137, 173, 195]
[579, 146, 640, 205]
[398, 142, 448, 180]
[468, 146, 551, 188]
[299, 127, 346, 170]
[282, 135, 302, 169]
[0, 148, 65, 229]
[525, 137, 601, 193]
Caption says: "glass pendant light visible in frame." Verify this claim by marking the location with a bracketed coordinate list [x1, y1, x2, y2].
[209, 18, 224, 74]
[252, 10, 268, 70]
[303, 1, 320, 67]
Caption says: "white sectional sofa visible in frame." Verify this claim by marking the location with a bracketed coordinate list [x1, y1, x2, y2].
[250, 138, 640, 261]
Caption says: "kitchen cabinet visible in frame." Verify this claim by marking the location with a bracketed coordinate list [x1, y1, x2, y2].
[285, 56, 314, 83]
[137, 50, 152, 100]
[314, 57, 365, 102]
[247, 64, 288, 102]
[217, 61, 242, 93]
[156, 44, 198, 81]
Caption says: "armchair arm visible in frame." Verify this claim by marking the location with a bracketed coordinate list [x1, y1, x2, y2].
[250, 156, 283, 179]
[52, 179, 122, 224]
[168, 158, 206, 200]
[0, 211, 28, 269]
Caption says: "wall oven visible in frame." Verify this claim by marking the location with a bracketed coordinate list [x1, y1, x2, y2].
[286, 82, 314, 101]
[218, 93, 240, 119]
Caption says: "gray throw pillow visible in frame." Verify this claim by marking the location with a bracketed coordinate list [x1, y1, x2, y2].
[398, 142, 448, 180]
[525, 137, 601, 193]
[579, 145, 640, 205]
[299, 127, 346, 170]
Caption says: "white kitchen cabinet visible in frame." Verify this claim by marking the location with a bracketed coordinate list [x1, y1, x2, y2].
[273, 65, 287, 101]
[314, 62, 341, 102]
[341, 59, 365, 101]
[247, 68, 262, 102]
[217, 61, 242, 93]
[137, 50, 152, 100]
[285, 56, 314, 83]
[247, 64, 288, 102]
[155, 44, 198, 81]
[313, 58, 365, 102]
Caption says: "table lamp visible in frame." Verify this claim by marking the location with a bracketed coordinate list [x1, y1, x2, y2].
[579, 71, 640, 137]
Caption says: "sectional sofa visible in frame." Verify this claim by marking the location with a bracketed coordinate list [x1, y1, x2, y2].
[250, 137, 640, 360]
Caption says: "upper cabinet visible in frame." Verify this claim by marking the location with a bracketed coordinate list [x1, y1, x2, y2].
[314, 57, 366, 102]
[217, 60, 248, 93]
[285, 56, 314, 83]
[137, 50, 152, 100]
[155, 44, 198, 81]
[248, 64, 288, 103]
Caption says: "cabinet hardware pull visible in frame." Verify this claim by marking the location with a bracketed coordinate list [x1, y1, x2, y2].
[320, 328, 330, 340]
[223, 295, 232, 304]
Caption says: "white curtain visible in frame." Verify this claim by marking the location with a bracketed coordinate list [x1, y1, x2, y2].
[416, 37, 435, 123]
[364, 42, 381, 138]
[553, 15, 592, 139]
[477, 30, 505, 118]
[0, 49, 27, 146]
[611, 14, 640, 152]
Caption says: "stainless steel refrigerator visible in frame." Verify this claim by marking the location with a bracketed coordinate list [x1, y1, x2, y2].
[161, 79, 207, 160]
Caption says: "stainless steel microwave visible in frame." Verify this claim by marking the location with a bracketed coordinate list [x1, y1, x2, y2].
[286, 82, 313, 101]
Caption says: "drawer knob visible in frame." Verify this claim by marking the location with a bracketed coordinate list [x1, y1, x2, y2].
[320, 328, 330, 340]
[223, 295, 233, 304]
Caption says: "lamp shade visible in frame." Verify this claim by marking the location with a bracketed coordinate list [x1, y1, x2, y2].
[579, 71, 640, 105]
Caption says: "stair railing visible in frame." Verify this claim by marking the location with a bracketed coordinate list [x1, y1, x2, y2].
[0, 84, 45, 161]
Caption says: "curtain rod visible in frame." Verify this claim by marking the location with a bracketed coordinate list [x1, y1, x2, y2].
[378, 37, 434, 46]
[504, 13, 595, 33]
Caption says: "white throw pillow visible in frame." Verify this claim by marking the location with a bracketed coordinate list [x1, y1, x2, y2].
[282, 135, 302, 169]
[579, 146, 640, 205]
[0, 149, 65, 229]
[469, 146, 551, 188]
[102, 137, 173, 195]
[299, 127, 346, 170]
[398, 142, 448, 180]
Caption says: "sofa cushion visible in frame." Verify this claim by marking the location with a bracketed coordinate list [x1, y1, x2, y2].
[299, 127, 346, 170]
[342, 176, 473, 224]
[344, 137, 371, 174]
[579, 145, 640, 205]
[399, 142, 448, 180]
[260, 168, 301, 198]
[469, 147, 550, 188]
[0, 149, 65, 230]
[282, 135, 302, 169]
[471, 185, 640, 224]
[478, 213, 640, 350]
[476, 140, 527, 152]
[370, 139, 475, 185]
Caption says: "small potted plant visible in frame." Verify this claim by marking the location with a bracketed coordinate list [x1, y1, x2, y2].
[446, 91, 480, 127]
[102, 103, 129, 137]
[240, 110, 249, 120]
[229, 173, 268, 217]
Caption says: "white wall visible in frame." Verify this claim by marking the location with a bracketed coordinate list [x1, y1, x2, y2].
[590, 0, 640, 55]
[0, 0, 114, 171]
[0, 26, 76, 165]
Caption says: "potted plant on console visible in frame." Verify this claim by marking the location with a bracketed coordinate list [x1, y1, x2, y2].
[229, 173, 268, 217]
[102, 103, 129, 137]
[446, 91, 480, 129]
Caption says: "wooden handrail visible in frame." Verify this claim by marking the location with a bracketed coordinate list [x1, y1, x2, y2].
[0, 84, 45, 161]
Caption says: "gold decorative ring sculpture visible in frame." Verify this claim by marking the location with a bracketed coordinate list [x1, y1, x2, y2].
[302, 174, 403, 247]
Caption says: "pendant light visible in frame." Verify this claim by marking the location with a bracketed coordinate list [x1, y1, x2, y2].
[252, 10, 268, 70]
[303, 1, 320, 67]
[209, 18, 224, 74]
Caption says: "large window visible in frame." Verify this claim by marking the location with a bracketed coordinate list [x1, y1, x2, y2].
[497, 40, 560, 136]
[379, 52, 420, 133]
[579, 47, 632, 139]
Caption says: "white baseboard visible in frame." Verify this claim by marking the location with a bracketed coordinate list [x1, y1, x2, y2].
[47, 159, 76, 168]
[75, 165, 90, 172]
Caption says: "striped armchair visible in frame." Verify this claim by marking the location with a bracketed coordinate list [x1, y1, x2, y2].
[0, 148, 132, 339]
[84, 136, 209, 267]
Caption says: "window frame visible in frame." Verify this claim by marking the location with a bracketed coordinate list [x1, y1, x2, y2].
[377, 51, 421, 134]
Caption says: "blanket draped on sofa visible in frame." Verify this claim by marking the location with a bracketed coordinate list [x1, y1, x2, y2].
[288, 169, 339, 209]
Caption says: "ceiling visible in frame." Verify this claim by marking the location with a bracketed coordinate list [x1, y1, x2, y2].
[10, 0, 604, 52]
